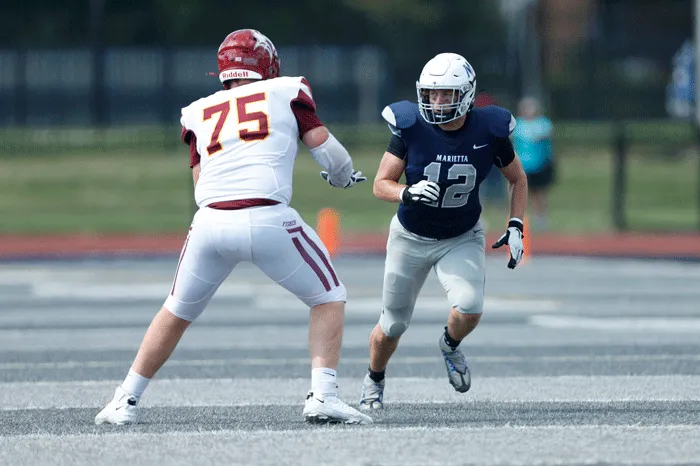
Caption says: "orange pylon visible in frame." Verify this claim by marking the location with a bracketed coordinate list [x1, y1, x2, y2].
[521, 216, 531, 264]
[317, 208, 340, 257]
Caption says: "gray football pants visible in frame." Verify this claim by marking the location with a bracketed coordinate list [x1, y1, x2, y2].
[378, 215, 486, 338]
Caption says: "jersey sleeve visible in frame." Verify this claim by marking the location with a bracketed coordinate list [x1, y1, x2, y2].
[381, 101, 418, 133]
[180, 105, 201, 168]
[187, 133, 201, 168]
[480, 105, 516, 168]
[484, 105, 516, 139]
[381, 101, 418, 159]
[180, 106, 193, 144]
[290, 77, 324, 138]
[381, 105, 402, 137]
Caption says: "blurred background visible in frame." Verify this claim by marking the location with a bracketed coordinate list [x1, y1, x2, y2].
[1, 0, 699, 246]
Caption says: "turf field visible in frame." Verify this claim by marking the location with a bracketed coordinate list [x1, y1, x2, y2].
[1, 256, 699, 465]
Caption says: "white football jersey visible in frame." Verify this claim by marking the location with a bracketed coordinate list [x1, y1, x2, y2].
[180, 76, 315, 207]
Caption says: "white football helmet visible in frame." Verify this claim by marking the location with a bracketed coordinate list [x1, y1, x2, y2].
[416, 53, 476, 124]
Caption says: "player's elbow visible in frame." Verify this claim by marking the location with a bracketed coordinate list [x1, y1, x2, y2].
[373, 177, 387, 199]
[372, 178, 381, 198]
[508, 169, 526, 186]
[302, 126, 329, 149]
[502, 157, 527, 186]
[373, 177, 398, 202]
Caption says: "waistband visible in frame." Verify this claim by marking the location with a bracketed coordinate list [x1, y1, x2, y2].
[207, 198, 280, 210]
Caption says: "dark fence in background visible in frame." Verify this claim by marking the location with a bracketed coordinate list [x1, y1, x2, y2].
[543, 0, 693, 119]
[0, 42, 521, 128]
[0, 46, 391, 127]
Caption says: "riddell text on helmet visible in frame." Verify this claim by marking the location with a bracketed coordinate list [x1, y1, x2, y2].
[221, 70, 249, 79]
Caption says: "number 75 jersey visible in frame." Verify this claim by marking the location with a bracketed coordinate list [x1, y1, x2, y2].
[180, 76, 315, 208]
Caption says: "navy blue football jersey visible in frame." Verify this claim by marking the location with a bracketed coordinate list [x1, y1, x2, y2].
[383, 101, 516, 240]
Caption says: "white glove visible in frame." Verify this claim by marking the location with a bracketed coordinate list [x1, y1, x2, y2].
[320, 170, 367, 188]
[400, 180, 440, 205]
[492, 218, 524, 269]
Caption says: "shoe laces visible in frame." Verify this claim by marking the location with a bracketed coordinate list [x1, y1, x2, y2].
[326, 395, 362, 414]
[442, 348, 467, 373]
[363, 382, 383, 398]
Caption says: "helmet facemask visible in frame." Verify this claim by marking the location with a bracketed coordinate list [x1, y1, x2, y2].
[417, 85, 472, 124]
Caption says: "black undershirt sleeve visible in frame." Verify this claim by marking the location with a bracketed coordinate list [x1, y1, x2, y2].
[386, 134, 407, 160]
[493, 137, 516, 168]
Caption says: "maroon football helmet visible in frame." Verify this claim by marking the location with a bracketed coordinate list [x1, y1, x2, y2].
[213, 29, 280, 82]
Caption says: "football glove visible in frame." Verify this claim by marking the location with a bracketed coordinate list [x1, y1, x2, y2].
[320, 170, 367, 188]
[400, 180, 440, 205]
[492, 218, 525, 269]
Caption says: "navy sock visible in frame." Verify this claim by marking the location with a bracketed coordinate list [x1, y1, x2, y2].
[443, 326, 461, 350]
[368, 367, 385, 383]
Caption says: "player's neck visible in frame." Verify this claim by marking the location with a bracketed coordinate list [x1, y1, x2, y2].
[438, 115, 467, 132]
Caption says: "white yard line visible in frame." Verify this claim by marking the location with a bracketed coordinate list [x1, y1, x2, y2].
[2, 375, 699, 410]
[531, 315, 700, 332]
[0, 353, 698, 371]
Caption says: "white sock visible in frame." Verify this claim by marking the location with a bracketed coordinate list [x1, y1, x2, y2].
[311, 367, 338, 397]
[121, 369, 150, 399]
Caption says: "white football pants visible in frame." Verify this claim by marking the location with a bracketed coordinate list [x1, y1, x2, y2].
[164, 204, 347, 321]
[379, 214, 486, 338]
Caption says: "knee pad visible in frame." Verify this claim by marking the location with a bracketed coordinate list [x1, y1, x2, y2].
[454, 286, 484, 315]
[378, 307, 410, 338]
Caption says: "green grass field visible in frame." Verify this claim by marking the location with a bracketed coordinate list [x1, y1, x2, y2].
[1, 144, 697, 235]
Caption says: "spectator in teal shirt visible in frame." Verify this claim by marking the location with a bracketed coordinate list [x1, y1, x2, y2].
[513, 97, 555, 230]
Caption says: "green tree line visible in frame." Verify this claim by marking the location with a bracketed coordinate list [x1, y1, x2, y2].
[3, 0, 505, 48]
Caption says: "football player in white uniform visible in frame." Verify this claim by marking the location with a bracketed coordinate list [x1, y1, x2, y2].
[95, 29, 372, 426]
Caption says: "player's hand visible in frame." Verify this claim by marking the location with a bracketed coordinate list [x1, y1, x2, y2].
[492, 219, 524, 269]
[401, 180, 440, 205]
[320, 170, 367, 188]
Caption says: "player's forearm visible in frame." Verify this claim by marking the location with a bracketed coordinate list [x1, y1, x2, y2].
[308, 132, 353, 186]
[373, 179, 405, 203]
[507, 177, 527, 221]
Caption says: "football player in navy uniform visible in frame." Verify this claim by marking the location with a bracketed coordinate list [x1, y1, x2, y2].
[359, 53, 528, 409]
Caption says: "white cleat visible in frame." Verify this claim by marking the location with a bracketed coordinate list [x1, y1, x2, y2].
[359, 373, 385, 410]
[94, 386, 139, 425]
[303, 391, 373, 425]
